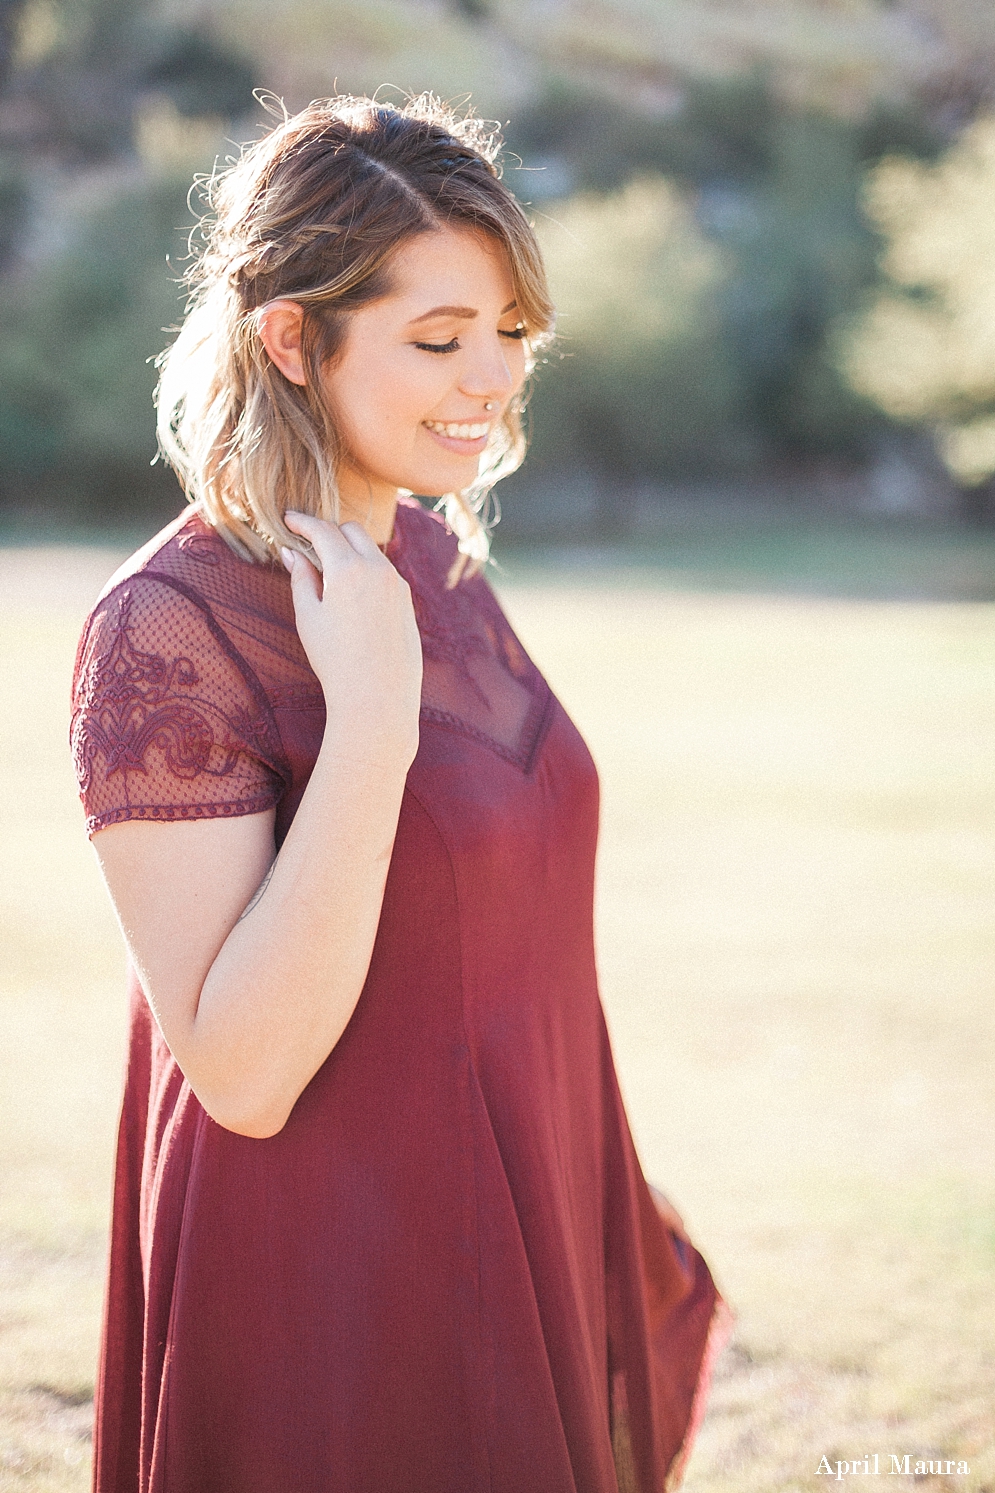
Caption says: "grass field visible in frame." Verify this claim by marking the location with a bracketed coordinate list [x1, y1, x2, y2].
[0, 524, 993, 1491]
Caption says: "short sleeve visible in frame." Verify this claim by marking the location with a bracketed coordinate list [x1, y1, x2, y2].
[71, 576, 289, 837]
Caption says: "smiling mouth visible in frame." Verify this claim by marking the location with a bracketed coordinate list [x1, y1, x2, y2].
[423, 420, 491, 441]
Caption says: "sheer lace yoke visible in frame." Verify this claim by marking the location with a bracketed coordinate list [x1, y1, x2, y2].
[71, 500, 552, 835]
[386, 502, 553, 771]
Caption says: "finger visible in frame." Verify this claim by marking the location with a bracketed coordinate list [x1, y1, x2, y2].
[280, 545, 322, 608]
[284, 511, 353, 572]
[281, 515, 323, 575]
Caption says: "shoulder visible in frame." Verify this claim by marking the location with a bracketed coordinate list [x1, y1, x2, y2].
[76, 512, 237, 698]
[77, 507, 296, 677]
[93, 506, 263, 611]
[71, 512, 290, 835]
[72, 507, 292, 751]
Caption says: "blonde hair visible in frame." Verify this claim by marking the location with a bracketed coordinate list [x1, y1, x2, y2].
[156, 93, 555, 575]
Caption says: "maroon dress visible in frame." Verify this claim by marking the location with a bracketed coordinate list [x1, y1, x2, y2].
[71, 498, 727, 1493]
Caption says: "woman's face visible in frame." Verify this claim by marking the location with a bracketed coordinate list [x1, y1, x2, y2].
[322, 227, 528, 512]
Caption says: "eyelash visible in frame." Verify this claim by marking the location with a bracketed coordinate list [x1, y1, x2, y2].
[414, 329, 528, 354]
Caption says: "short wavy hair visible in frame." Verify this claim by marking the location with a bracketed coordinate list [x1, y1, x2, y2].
[155, 93, 556, 574]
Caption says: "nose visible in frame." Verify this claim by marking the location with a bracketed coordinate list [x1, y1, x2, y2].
[459, 332, 521, 406]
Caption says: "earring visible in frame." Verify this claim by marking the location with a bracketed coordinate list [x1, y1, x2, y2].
[484, 401, 495, 410]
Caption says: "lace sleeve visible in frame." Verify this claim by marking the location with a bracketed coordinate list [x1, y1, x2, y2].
[71, 576, 289, 837]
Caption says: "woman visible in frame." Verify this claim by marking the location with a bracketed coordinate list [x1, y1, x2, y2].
[71, 94, 727, 1493]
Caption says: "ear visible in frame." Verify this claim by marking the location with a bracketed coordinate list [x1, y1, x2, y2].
[256, 300, 307, 386]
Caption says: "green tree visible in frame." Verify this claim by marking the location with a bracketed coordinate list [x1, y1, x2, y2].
[840, 115, 995, 491]
[0, 0, 257, 518]
[509, 76, 943, 485]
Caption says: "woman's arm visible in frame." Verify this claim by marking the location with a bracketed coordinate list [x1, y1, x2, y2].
[93, 514, 422, 1139]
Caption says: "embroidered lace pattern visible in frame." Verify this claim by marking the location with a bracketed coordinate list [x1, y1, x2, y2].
[72, 574, 290, 834]
[71, 500, 552, 836]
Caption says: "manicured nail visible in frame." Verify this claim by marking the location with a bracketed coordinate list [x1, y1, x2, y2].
[280, 546, 295, 573]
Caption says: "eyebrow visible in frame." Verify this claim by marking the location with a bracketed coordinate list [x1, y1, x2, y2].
[408, 300, 518, 325]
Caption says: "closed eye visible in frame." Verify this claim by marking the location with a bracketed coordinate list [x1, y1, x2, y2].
[414, 327, 528, 354]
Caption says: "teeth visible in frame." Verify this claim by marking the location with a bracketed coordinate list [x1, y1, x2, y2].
[424, 420, 490, 440]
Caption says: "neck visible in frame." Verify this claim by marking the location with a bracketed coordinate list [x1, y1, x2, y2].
[336, 465, 400, 547]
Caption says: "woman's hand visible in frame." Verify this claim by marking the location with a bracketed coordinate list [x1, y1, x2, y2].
[283, 511, 422, 767]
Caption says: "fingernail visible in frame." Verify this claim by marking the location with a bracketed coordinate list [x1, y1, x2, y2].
[280, 546, 295, 573]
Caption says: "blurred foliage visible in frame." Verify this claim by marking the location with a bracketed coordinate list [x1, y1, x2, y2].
[0, 0, 989, 526]
[528, 177, 743, 494]
[0, 0, 255, 519]
[5, 0, 256, 159]
[0, 167, 191, 516]
[840, 115, 995, 488]
[0, 148, 28, 267]
[509, 75, 944, 493]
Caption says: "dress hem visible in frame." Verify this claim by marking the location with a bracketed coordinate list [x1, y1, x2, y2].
[666, 1293, 735, 1491]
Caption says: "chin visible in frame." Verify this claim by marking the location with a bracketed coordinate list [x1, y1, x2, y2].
[414, 465, 482, 499]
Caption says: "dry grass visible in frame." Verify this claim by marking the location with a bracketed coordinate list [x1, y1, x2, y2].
[497, 566, 995, 1493]
[0, 539, 992, 1491]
